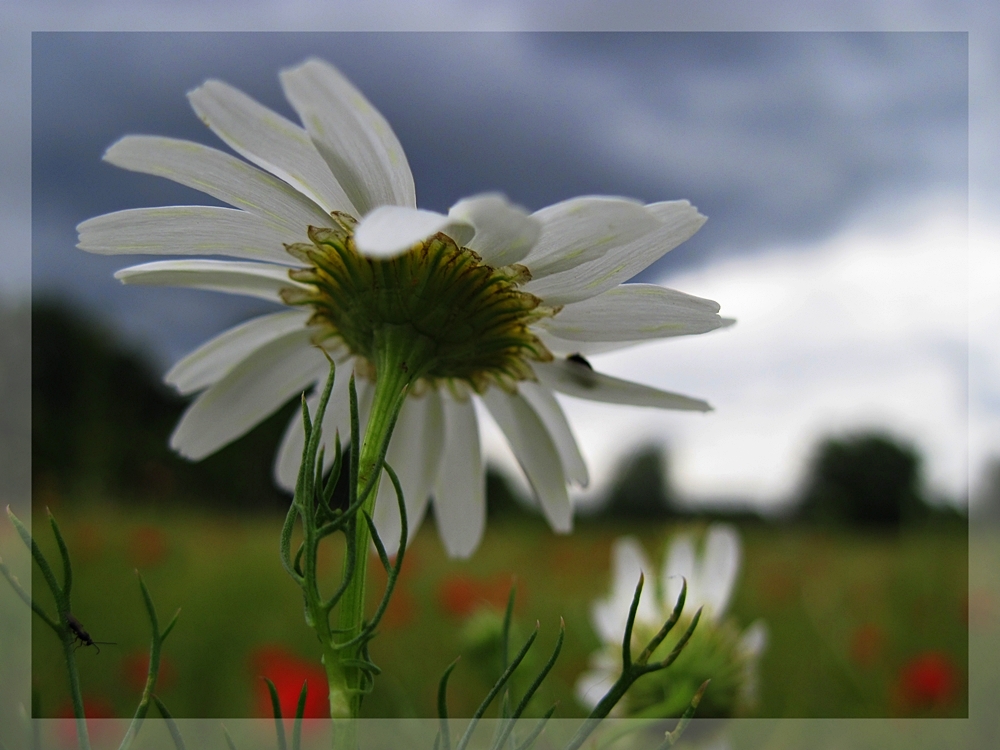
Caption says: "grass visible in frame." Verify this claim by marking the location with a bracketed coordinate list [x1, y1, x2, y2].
[22, 499, 967, 720]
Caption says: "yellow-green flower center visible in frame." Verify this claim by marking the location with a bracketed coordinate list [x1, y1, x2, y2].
[281, 212, 556, 393]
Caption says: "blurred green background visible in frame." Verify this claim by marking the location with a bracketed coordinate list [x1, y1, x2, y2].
[23, 301, 968, 720]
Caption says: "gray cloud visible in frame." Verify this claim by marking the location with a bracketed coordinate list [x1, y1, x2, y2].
[31, 31, 967, 365]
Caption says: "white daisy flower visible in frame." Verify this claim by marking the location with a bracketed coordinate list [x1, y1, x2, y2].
[577, 525, 767, 717]
[77, 58, 729, 558]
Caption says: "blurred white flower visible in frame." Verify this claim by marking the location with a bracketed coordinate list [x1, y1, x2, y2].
[78, 58, 729, 557]
[577, 524, 767, 717]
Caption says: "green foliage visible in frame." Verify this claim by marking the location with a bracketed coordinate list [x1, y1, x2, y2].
[797, 432, 935, 528]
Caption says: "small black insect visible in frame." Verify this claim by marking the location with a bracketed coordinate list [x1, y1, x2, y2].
[565, 353, 598, 389]
[66, 613, 116, 654]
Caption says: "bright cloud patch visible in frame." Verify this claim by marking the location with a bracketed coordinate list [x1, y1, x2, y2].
[483, 195, 982, 512]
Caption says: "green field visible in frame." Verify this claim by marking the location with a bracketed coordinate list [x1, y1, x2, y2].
[24, 502, 967, 720]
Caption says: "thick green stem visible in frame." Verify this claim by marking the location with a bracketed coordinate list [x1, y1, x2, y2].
[330, 326, 429, 730]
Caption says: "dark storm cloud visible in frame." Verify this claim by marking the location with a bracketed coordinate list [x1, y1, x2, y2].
[32, 32, 967, 365]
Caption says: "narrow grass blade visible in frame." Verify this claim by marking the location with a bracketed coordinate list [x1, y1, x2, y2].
[456, 625, 538, 750]
[437, 657, 461, 750]
[636, 578, 686, 666]
[263, 677, 287, 750]
[621, 573, 644, 670]
[491, 620, 565, 750]
[652, 607, 702, 672]
[513, 705, 555, 750]
[292, 680, 308, 750]
[0, 559, 59, 631]
[7, 508, 63, 605]
[151, 696, 185, 750]
[46, 510, 73, 601]
[501, 583, 516, 672]
[656, 679, 709, 749]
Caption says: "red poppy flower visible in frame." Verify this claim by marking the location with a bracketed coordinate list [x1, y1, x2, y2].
[897, 651, 960, 709]
[250, 645, 329, 718]
[56, 696, 117, 747]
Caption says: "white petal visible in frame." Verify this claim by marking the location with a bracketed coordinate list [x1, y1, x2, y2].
[533, 359, 711, 412]
[591, 537, 657, 643]
[372, 390, 445, 555]
[540, 283, 726, 342]
[77, 207, 305, 265]
[738, 620, 769, 707]
[432, 396, 486, 559]
[170, 327, 326, 460]
[481, 389, 572, 533]
[103, 136, 331, 236]
[662, 534, 696, 616]
[274, 362, 363, 491]
[575, 664, 617, 711]
[521, 197, 661, 278]
[739, 619, 769, 659]
[698, 524, 742, 620]
[517, 381, 588, 487]
[114, 259, 306, 303]
[280, 59, 415, 214]
[188, 79, 357, 215]
[448, 193, 541, 267]
[166, 310, 312, 395]
[523, 200, 707, 306]
[353, 205, 470, 259]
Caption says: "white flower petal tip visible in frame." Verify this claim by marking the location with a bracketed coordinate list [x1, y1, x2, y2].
[739, 620, 769, 658]
[279, 58, 415, 214]
[448, 193, 541, 267]
[700, 524, 742, 619]
[186, 78, 357, 216]
[539, 284, 730, 343]
[353, 205, 472, 258]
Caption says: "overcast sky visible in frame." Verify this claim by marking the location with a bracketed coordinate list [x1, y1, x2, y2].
[31, 32, 967, 359]
[5, 8, 997, 512]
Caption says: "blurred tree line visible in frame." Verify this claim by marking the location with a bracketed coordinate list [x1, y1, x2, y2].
[32, 301, 966, 526]
[33, 300, 295, 511]
[588, 436, 964, 528]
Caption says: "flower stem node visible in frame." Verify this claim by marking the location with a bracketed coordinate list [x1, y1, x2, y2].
[283, 215, 555, 395]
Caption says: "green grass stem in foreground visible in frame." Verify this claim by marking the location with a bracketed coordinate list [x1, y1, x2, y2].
[2, 507, 180, 750]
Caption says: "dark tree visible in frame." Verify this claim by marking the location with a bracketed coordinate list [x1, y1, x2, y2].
[601, 445, 676, 519]
[797, 432, 927, 527]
